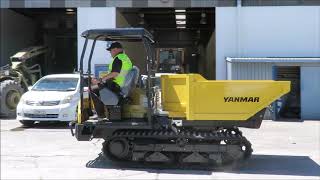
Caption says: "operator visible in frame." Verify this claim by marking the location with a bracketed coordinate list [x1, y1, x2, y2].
[90, 41, 133, 118]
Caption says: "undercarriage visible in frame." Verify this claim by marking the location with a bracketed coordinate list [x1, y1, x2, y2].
[101, 127, 252, 169]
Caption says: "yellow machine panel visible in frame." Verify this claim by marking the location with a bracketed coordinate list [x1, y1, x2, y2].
[123, 88, 148, 119]
[161, 74, 290, 121]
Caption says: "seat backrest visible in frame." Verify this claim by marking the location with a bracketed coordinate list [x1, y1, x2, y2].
[121, 66, 140, 97]
[99, 88, 119, 105]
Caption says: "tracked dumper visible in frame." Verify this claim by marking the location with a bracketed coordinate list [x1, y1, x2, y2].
[71, 28, 290, 168]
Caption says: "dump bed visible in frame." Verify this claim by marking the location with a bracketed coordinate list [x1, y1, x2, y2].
[161, 74, 290, 121]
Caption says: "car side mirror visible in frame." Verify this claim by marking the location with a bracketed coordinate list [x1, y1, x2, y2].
[28, 86, 32, 91]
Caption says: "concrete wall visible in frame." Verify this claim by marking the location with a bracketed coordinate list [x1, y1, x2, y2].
[77, 7, 116, 73]
[216, 6, 320, 80]
[0, 9, 36, 66]
[116, 10, 147, 74]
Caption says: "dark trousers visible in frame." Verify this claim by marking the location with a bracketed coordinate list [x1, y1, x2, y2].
[91, 80, 121, 118]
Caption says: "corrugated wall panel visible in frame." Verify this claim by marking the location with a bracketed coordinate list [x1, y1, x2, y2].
[231, 62, 273, 80]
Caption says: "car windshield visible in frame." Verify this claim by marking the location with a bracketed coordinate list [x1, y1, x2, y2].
[32, 78, 79, 91]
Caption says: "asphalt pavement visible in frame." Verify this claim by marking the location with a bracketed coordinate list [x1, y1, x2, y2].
[1, 119, 320, 179]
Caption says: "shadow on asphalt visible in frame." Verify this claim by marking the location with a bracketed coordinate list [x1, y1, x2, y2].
[86, 153, 212, 175]
[10, 121, 69, 131]
[239, 154, 320, 176]
[86, 153, 320, 176]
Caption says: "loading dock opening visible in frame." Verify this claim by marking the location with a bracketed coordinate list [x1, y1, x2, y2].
[274, 66, 301, 120]
[116, 8, 216, 79]
[3, 8, 77, 75]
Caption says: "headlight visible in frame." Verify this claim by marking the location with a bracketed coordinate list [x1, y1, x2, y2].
[19, 96, 26, 104]
[61, 95, 74, 104]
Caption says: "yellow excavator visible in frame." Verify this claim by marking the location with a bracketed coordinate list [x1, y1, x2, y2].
[70, 28, 290, 168]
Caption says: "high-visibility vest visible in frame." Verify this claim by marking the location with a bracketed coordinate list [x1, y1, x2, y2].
[108, 53, 133, 87]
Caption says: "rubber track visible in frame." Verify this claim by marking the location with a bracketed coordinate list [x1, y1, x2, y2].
[103, 128, 253, 170]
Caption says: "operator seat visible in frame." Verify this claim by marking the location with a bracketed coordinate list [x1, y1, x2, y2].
[99, 66, 140, 105]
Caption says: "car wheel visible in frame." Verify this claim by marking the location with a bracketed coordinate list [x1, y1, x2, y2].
[19, 120, 35, 127]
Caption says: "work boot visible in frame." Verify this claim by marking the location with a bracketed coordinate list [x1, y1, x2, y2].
[97, 117, 109, 121]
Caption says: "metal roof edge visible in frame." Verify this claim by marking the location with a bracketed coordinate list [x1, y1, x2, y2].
[80, 28, 154, 42]
[226, 57, 320, 63]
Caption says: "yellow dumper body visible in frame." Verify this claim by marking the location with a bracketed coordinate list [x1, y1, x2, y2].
[161, 74, 290, 121]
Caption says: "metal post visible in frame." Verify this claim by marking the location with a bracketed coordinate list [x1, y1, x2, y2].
[142, 38, 153, 126]
[79, 38, 88, 123]
[88, 39, 97, 75]
[87, 38, 98, 92]
[80, 38, 88, 74]
[86, 38, 98, 113]
[272, 65, 278, 121]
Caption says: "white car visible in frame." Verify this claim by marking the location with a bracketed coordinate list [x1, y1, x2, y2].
[16, 74, 88, 126]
